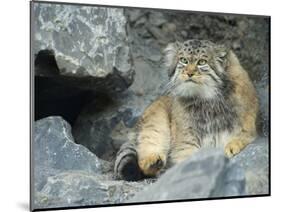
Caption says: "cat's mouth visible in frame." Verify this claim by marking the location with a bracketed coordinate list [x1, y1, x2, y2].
[185, 79, 198, 84]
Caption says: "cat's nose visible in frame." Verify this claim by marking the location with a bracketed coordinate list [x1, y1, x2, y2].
[184, 68, 196, 77]
[187, 72, 194, 77]
[184, 64, 197, 77]
[183, 70, 194, 77]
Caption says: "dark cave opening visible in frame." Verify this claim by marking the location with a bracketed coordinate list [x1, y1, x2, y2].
[33, 49, 137, 163]
[34, 77, 95, 126]
[33, 47, 134, 127]
[34, 50, 110, 126]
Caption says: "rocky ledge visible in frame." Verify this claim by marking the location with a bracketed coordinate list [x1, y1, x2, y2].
[32, 117, 154, 209]
[33, 4, 134, 92]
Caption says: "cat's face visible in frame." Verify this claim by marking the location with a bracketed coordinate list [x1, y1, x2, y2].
[164, 39, 229, 99]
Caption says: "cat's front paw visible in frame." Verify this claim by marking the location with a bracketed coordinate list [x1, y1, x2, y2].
[138, 153, 166, 177]
[224, 140, 242, 158]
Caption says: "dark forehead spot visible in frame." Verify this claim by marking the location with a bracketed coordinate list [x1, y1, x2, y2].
[182, 40, 214, 55]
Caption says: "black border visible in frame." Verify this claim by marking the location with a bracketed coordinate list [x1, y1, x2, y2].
[268, 16, 271, 197]
[30, 0, 271, 211]
[30, 1, 34, 211]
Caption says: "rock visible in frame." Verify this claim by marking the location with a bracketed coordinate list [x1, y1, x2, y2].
[162, 22, 177, 33]
[33, 3, 137, 128]
[127, 9, 145, 23]
[34, 171, 153, 209]
[33, 116, 152, 210]
[231, 137, 269, 195]
[148, 11, 167, 26]
[72, 93, 140, 161]
[128, 149, 245, 202]
[256, 74, 269, 137]
[147, 25, 168, 44]
[33, 116, 110, 192]
[33, 3, 134, 93]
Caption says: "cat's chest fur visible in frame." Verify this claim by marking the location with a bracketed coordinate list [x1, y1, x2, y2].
[173, 97, 238, 147]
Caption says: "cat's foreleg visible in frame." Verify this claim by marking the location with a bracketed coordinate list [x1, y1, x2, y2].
[136, 96, 172, 176]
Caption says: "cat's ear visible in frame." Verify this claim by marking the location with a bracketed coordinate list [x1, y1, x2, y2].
[214, 44, 229, 63]
[164, 42, 180, 77]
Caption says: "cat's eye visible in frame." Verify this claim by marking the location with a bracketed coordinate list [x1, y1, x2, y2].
[197, 59, 207, 66]
[179, 57, 188, 64]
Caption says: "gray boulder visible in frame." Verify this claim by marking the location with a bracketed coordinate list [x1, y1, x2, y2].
[231, 137, 269, 195]
[34, 171, 153, 209]
[33, 116, 110, 192]
[72, 93, 140, 161]
[32, 116, 152, 210]
[33, 3, 134, 92]
[72, 89, 163, 161]
[256, 76, 269, 137]
[128, 148, 245, 203]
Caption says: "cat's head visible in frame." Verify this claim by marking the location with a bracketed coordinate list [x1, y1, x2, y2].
[164, 39, 232, 99]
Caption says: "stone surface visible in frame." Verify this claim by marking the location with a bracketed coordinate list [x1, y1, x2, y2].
[33, 3, 134, 93]
[32, 116, 152, 210]
[72, 89, 161, 161]
[231, 137, 269, 195]
[35, 171, 152, 209]
[72, 93, 140, 161]
[33, 116, 110, 192]
[128, 149, 246, 203]
[256, 76, 269, 137]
